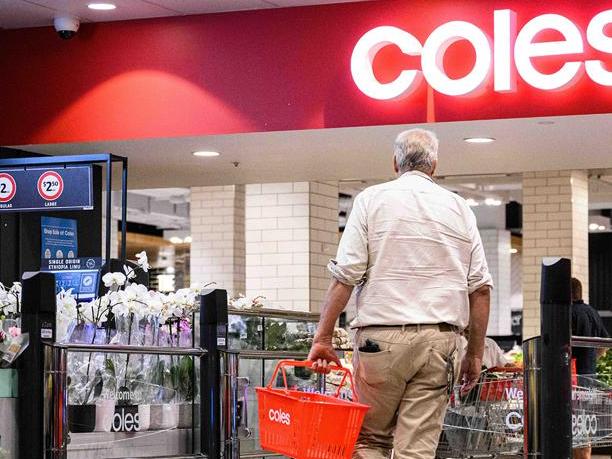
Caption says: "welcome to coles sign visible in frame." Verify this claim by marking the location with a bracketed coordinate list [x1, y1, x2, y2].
[0, 0, 611, 144]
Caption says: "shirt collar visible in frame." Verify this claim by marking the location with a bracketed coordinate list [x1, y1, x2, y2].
[400, 170, 435, 183]
[573, 299, 585, 305]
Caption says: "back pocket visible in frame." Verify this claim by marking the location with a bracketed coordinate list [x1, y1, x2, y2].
[355, 348, 391, 386]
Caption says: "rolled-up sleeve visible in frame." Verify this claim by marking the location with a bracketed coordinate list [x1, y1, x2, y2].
[467, 211, 494, 294]
[328, 192, 368, 286]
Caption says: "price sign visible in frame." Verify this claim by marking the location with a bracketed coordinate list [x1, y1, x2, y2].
[37, 171, 64, 201]
[0, 166, 92, 212]
[0, 173, 17, 203]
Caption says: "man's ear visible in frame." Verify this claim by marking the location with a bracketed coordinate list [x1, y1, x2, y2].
[430, 159, 438, 177]
[393, 157, 399, 175]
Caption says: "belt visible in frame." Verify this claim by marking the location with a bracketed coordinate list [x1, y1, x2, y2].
[362, 323, 458, 332]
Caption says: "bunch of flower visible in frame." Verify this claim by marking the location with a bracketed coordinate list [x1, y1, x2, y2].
[228, 293, 267, 310]
[0, 282, 21, 319]
[332, 327, 352, 350]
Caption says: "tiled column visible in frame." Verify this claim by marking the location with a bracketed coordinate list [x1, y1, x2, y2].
[522, 171, 589, 338]
[190, 185, 245, 295]
[245, 182, 339, 311]
[101, 192, 119, 260]
[480, 229, 512, 336]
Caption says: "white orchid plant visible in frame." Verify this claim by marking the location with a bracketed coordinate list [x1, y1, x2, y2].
[0, 282, 21, 319]
[228, 293, 267, 310]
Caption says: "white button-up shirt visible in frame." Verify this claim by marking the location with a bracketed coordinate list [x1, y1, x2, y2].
[329, 171, 493, 329]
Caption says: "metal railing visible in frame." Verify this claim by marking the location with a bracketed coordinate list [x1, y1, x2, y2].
[43, 341, 209, 459]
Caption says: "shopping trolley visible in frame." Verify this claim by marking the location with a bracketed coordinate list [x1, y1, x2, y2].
[571, 375, 612, 449]
[256, 360, 369, 459]
[436, 367, 524, 459]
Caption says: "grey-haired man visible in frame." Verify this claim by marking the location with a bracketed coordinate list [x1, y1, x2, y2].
[308, 129, 492, 459]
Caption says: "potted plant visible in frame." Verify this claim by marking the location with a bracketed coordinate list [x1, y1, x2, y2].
[67, 295, 113, 433]
[149, 358, 179, 429]
[0, 282, 21, 332]
[177, 355, 198, 428]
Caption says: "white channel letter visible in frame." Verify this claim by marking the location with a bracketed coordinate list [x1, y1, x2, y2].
[585, 10, 612, 86]
[514, 14, 584, 90]
[421, 21, 492, 96]
[494, 9, 517, 92]
[350, 26, 423, 100]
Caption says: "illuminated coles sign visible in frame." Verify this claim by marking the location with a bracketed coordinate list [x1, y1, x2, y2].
[351, 9, 612, 99]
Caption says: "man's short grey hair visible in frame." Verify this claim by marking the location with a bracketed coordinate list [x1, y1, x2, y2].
[393, 129, 439, 175]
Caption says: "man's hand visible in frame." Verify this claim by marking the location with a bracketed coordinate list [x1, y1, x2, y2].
[308, 338, 341, 373]
[459, 354, 482, 395]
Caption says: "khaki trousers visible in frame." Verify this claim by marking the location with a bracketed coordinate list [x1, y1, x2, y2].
[352, 325, 458, 459]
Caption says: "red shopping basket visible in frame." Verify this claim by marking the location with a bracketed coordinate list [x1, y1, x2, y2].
[256, 360, 369, 459]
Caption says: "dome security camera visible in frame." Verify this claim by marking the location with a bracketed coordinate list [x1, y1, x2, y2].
[53, 15, 80, 40]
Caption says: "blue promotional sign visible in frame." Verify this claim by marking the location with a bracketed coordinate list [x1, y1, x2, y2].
[0, 166, 93, 212]
[41, 257, 102, 272]
[54, 270, 100, 301]
[41, 217, 78, 260]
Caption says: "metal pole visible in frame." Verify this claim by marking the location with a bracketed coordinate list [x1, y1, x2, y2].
[540, 257, 572, 459]
[223, 351, 240, 459]
[523, 336, 541, 458]
[105, 156, 112, 264]
[44, 344, 68, 459]
[120, 158, 128, 262]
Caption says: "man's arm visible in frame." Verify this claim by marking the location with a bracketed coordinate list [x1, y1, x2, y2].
[308, 279, 354, 371]
[308, 192, 368, 371]
[460, 285, 490, 393]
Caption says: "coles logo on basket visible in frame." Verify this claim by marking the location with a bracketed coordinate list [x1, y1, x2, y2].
[268, 408, 291, 426]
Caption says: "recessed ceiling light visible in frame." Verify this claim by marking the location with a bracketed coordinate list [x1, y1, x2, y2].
[169, 236, 183, 244]
[485, 198, 502, 206]
[464, 137, 496, 144]
[589, 223, 600, 231]
[598, 225, 606, 231]
[509, 248, 518, 254]
[183, 235, 193, 244]
[466, 198, 479, 207]
[193, 151, 220, 157]
[88, 3, 116, 10]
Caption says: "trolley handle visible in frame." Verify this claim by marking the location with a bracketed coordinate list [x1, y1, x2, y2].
[487, 366, 523, 373]
[267, 359, 359, 402]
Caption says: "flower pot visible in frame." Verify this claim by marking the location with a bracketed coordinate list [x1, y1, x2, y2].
[149, 404, 179, 430]
[178, 402, 194, 429]
[68, 404, 96, 433]
[94, 399, 116, 432]
[138, 404, 151, 431]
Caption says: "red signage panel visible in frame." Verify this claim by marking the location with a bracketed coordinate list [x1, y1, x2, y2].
[0, 0, 610, 145]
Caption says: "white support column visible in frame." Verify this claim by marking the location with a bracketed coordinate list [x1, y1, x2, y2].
[190, 185, 245, 296]
[522, 170, 589, 339]
[101, 191, 119, 260]
[480, 229, 512, 335]
[245, 182, 338, 311]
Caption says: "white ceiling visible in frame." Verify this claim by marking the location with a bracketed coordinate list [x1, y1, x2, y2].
[0, 0, 370, 29]
[15, 114, 612, 190]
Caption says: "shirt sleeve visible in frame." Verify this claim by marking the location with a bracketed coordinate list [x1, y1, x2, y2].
[327, 192, 368, 286]
[594, 309, 610, 338]
[466, 209, 494, 294]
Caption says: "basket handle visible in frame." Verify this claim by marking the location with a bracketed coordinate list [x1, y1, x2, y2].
[267, 360, 359, 402]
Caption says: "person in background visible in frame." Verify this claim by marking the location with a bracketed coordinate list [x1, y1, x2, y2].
[457, 329, 511, 369]
[571, 277, 609, 459]
[307, 128, 492, 459]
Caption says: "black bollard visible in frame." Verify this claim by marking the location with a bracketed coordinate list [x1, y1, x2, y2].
[200, 289, 228, 458]
[540, 257, 572, 459]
